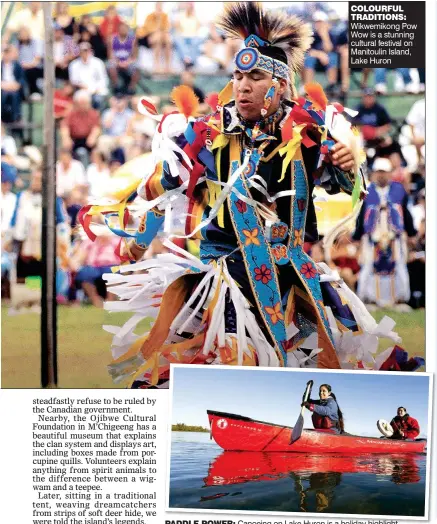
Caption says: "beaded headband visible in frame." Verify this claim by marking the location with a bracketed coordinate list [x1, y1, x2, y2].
[234, 34, 289, 81]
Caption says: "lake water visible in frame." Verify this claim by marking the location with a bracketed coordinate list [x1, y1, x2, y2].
[169, 432, 426, 516]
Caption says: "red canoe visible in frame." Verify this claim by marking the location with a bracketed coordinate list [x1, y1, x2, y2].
[208, 410, 427, 454]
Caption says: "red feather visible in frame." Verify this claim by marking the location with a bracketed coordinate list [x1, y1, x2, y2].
[304, 82, 328, 111]
[171, 85, 199, 118]
[281, 116, 294, 142]
[141, 98, 158, 116]
[205, 92, 219, 112]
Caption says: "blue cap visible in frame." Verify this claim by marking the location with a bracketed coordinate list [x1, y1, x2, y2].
[1, 162, 17, 184]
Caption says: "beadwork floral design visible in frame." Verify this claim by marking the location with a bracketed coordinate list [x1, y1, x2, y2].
[264, 302, 284, 324]
[300, 262, 317, 279]
[242, 228, 261, 246]
[254, 264, 272, 284]
[293, 228, 303, 247]
[236, 199, 247, 213]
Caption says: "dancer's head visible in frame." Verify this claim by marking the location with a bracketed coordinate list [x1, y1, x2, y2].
[216, 3, 312, 120]
[372, 157, 392, 188]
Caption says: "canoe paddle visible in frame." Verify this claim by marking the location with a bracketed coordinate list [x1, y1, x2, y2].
[290, 380, 314, 444]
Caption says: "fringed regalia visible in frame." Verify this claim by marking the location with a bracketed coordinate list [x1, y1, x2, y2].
[354, 182, 414, 307]
[80, 3, 424, 387]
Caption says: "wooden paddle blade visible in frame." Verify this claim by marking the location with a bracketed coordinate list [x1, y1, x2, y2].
[290, 414, 304, 443]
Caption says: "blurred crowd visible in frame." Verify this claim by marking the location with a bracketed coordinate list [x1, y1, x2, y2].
[1, 2, 425, 310]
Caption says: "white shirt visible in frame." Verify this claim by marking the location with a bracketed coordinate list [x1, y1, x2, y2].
[1, 191, 17, 234]
[1, 135, 17, 156]
[406, 99, 425, 140]
[56, 159, 87, 197]
[2, 62, 15, 83]
[411, 204, 425, 232]
[8, 8, 45, 41]
[54, 41, 64, 63]
[86, 163, 111, 198]
[68, 56, 109, 95]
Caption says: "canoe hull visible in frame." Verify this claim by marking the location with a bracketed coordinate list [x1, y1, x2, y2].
[208, 410, 426, 454]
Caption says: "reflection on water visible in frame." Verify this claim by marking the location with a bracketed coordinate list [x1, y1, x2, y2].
[205, 451, 422, 486]
[169, 432, 426, 516]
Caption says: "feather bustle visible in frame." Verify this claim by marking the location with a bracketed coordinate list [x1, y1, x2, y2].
[216, 2, 313, 75]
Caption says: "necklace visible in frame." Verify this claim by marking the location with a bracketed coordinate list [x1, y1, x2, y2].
[238, 104, 284, 147]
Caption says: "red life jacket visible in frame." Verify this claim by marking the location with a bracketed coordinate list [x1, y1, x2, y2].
[312, 412, 335, 429]
[391, 415, 420, 439]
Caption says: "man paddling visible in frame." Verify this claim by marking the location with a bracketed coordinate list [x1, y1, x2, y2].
[390, 407, 420, 440]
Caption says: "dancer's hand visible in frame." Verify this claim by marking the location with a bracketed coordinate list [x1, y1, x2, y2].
[330, 142, 354, 171]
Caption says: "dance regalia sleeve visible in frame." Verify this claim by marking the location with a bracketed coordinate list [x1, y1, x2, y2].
[78, 93, 216, 263]
[290, 83, 367, 209]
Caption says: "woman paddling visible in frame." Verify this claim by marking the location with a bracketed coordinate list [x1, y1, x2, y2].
[303, 384, 345, 434]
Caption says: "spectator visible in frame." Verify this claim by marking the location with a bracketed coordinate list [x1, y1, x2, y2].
[77, 14, 92, 36]
[137, 2, 172, 73]
[334, 22, 349, 95]
[411, 189, 425, 232]
[72, 234, 120, 308]
[407, 165, 425, 203]
[9, 169, 66, 280]
[108, 22, 139, 94]
[68, 42, 109, 110]
[53, 2, 77, 38]
[202, 22, 228, 72]
[99, 5, 123, 44]
[172, 2, 202, 69]
[302, 11, 338, 95]
[1, 45, 24, 124]
[406, 98, 425, 166]
[16, 27, 43, 98]
[60, 90, 101, 164]
[86, 150, 111, 198]
[56, 148, 88, 198]
[125, 96, 157, 156]
[97, 94, 135, 159]
[1, 162, 17, 299]
[1, 162, 18, 236]
[53, 24, 79, 81]
[374, 69, 415, 95]
[64, 188, 87, 241]
[3, 2, 44, 45]
[352, 88, 404, 169]
[108, 148, 125, 174]
[1, 124, 18, 161]
[78, 21, 108, 61]
[54, 81, 74, 120]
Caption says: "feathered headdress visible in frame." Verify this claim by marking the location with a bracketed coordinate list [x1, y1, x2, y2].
[216, 2, 312, 79]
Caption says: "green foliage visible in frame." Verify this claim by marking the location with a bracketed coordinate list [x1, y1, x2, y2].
[172, 423, 209, 433]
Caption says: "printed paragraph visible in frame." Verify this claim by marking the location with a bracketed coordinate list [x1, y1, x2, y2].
[348, 2, 425, 68]
[32, 397, 160, 524]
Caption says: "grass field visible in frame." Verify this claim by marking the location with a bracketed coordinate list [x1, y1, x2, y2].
[1, 305, 425, 389]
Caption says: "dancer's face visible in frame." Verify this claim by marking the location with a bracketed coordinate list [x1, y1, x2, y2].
[233, 69, 286, 122]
